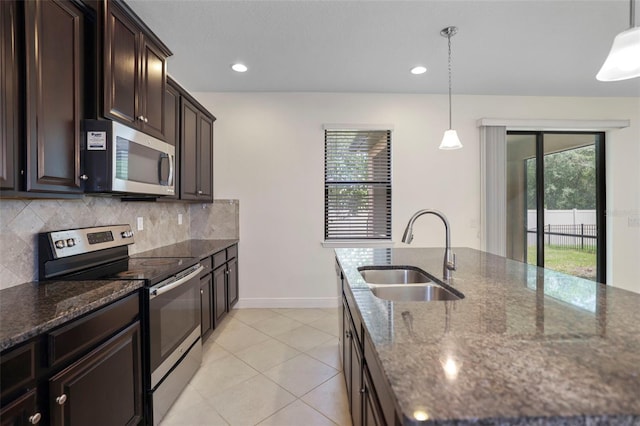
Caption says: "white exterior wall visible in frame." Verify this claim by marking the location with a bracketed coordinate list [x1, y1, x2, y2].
[192, 92, 639, 302]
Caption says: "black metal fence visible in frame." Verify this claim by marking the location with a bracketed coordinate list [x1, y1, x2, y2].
[527, 224, 597, 253]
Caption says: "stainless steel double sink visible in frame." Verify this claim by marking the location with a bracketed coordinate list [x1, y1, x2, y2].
[358, 266, 463, 302]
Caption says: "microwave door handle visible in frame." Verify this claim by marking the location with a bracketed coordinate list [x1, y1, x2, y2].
[168, 153, 174, 187]
[158, 153, 171, 186]
[150, 265, 204, 299]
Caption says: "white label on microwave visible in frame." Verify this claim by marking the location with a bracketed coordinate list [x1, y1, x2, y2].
[87, 131, 107, 150]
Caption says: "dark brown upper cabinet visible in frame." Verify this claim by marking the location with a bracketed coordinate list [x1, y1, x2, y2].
[0, 1, 20, 191]
[102, 1, 171, 140]
[180, 96, 214, 202]
[24, 0, 86, 194]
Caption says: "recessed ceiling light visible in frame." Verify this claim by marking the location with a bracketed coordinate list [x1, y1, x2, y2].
[410, 66, 427, 75]
[231, 63, 248, 73]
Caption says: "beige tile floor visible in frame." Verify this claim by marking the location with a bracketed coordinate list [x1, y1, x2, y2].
[160, 308, 352, 426]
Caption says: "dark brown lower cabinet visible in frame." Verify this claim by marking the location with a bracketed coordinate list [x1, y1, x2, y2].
[200, 273, 213, 339]
[363, 368, 385, 426]
[212, 265, 228, 327]
[48, 322, 142, 426]
[0, 389, 40, 426]
[227, 257, 238, 309]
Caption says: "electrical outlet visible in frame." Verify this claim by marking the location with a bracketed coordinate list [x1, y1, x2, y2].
[629, 215, 640, 228]
[178, 214, 183, 225]
[137, 217, 144, 231]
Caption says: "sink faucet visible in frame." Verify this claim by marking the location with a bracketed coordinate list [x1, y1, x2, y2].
[401, 209, 457, 280]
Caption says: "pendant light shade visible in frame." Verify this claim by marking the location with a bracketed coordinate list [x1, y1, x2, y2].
[440, 129, 463, 150]
[439, 26, 463, 150]
[596, 0, 640, 81]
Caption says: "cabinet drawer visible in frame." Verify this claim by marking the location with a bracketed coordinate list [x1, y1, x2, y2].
[226, 245, 237, 260]
[200, 256, 212, 275]
[0, 341, 37, 401]
[47, 293, 139, 368]
[213, 251, 227, 269]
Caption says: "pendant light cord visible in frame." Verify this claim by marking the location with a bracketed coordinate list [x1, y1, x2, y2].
[447, 31, 453, 130]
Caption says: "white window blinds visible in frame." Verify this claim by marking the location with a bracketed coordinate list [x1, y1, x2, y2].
[324, 129, 391, 240]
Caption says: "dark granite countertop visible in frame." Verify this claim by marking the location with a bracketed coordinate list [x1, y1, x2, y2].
[0, 239, 238, 353]
[335, 247, 640, 425]
[132, 239, 238, 259]
[0, 279, 144, 351]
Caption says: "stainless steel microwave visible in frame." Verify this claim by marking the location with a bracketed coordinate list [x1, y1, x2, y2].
[82, 120, 175, 196]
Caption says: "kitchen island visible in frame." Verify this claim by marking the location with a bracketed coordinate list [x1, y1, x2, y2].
[335, 247, 640, 425]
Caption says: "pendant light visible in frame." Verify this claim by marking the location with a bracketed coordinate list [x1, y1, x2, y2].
[596, 0, 640, 81]
[439, 26, 463, 150]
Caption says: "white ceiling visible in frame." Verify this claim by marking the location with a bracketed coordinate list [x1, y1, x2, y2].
[127, 0, 640, 97]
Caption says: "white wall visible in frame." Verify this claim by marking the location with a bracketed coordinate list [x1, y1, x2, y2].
[192, 92, 639, 302]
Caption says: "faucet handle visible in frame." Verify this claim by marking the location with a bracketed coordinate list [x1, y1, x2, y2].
[447, 253, 457, 271]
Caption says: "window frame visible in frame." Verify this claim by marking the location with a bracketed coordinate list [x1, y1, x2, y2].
[323, 126, 392, 243]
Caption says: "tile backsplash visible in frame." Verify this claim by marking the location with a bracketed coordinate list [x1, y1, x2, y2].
[0, 198, 239, 289]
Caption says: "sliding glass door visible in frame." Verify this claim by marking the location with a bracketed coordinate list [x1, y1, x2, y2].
[506, 131, 606, 283]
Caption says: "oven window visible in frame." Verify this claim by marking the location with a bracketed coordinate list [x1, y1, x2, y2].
[160, 297, 197, 356]
[116, 137, 164, 185]
[149, 278, 200, 372]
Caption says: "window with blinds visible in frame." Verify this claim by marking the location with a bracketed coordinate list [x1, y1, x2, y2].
[324, 129, 391, 240]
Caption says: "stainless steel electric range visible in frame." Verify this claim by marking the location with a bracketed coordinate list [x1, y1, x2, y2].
[39, 224, 203, 425]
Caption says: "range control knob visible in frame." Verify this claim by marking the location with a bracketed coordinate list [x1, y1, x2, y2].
[55, 240, 66, 249]
[121, 231, 133, 238]
[66, 238, 76, 247]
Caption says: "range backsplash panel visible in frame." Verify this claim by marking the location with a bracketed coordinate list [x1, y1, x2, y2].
[0, 198, 239, 289]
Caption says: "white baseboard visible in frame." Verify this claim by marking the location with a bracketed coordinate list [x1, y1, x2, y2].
[235, 297, 340, 309]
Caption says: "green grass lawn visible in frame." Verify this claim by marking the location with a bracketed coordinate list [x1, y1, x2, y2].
[527, 245, 597, 280]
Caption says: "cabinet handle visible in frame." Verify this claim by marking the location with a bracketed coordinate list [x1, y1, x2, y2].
[56, 394, 67, 405]
[360, 388, 366, 394]
[200, 289, 204, 294]
[144, 117, 148, 123]
[28, 413, 42, 424]
[198, 190, 203, 194]
[345, 331, 352, 339]
[138, 115, 145, 122]
[79, 174, 88, 181]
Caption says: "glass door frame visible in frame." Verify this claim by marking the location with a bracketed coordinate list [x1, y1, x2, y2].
[508, 130, 607, 284]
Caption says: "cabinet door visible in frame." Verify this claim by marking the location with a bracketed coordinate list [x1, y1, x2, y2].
[200, 274, 213, 341]
[349, 319, 363, 426]
[341, 301, 352, 398]
[197, 113, 214, 200]
[362, 368, 384, 426]
[139, 37, 166, 139]
[180, 98, 199, 200]
[24, 0, 83, 193]
[227, 257, 239, 309]
[49, 323, 142, 426]
[0, 0, 19, 190]
[212, 266, 228, 327]
[0, 389, 40, 426]
[163, 79, 180, 199]
[104, 3, 139, 127]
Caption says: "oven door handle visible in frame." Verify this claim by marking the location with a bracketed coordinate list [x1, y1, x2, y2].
[149, 265, 204, 299]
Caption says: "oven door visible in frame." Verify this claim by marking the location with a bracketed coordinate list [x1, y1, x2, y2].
[148, 264, 203, 388]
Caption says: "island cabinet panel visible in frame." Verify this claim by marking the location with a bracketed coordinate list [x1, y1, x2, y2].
[48, 322, 142, 426]
[227, 257, 239, 308]
[338, 260, 398, 426]
[24, 0, 84, 194]
[103, 1, 169, 140]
